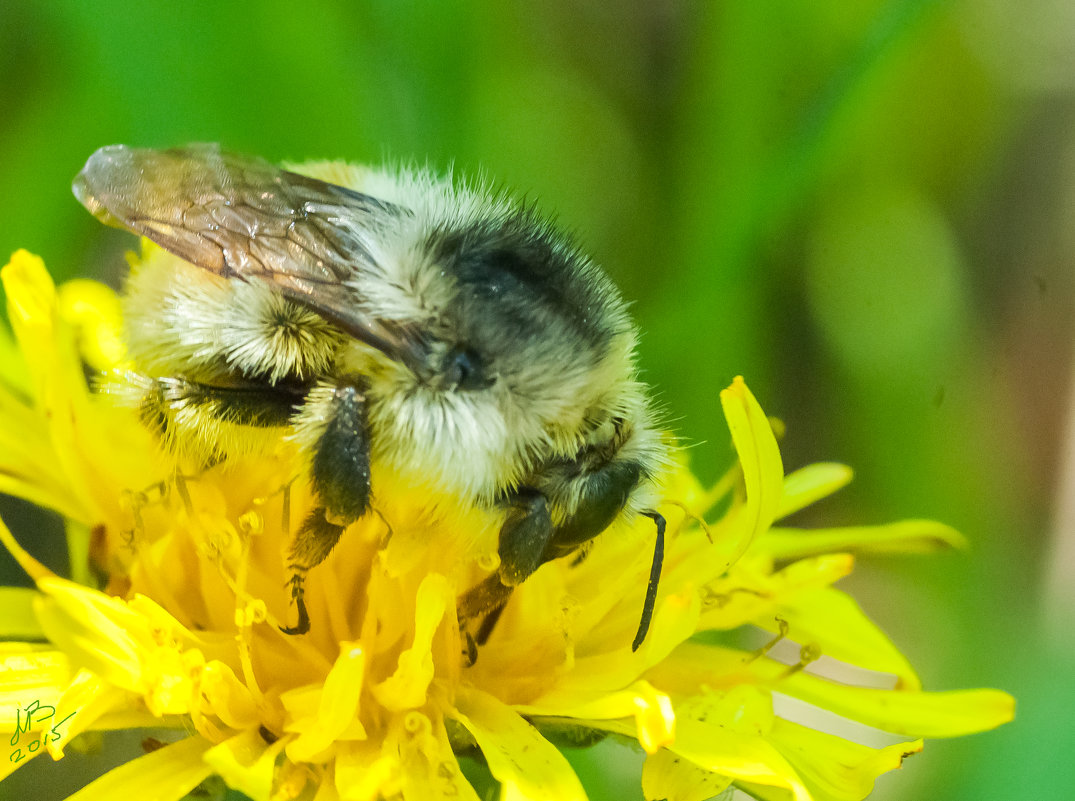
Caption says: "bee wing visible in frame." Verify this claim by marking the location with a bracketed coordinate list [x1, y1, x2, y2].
[73, 143, 419, 363]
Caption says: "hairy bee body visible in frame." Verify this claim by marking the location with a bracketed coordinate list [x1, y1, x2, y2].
[75, 145, 668, 647]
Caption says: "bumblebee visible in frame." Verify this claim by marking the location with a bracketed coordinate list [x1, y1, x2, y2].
[73, 144, 668, 649]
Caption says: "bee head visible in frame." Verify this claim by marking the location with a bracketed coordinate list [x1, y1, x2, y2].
[359, 205, 648, 502]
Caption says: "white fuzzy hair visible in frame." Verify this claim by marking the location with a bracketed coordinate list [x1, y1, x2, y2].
[120, 156, 667, 523]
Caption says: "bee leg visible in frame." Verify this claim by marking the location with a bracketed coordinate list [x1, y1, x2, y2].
[633, 511, 665, 651]
[545, 459, 665, 651]
[475, 601, 507, 645]
[457, 490, 551, 648]
[281, 381, 372, 635]
[282, 513, 347, 634]
[495, 488, 554, 587]
[457, 572, 514, 650]
[281, 571, 311, 636]
[545, 461, 642, 557]
[461, 630, 479, 668]
[307, 381, 372, 526]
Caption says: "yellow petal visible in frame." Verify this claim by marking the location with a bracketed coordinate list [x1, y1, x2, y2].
[595, 581, 700, 664]
[198, 660, 259, 731]
[64, 735, 212, 801]
[719, 377, 784, 564]
[767, 718, 923, 801]
[597, 716, 812, 801]
[2, 252, 103, 521]
[373, 573, 450, 711]
[0, 515, 58, 583]
[0, 396, 86, 521]
[313, 642, 366, 740]
[777, 463, 854, 520]
[678, 685, 775, 737]
[0, 313, 27, 390]
[57, 278, 127, 371]
[141, 644, 204, 717]
[0, 480, 86, 524]
[642, 749, 732, 801]
[451, 686, 587, 801]
[287, 641, 367, 762]
[698, 553, 854, 632]
[526, 681, 675, 754]
[762, 520, 967, 561]
[45, 670, 135, 759]
[204, 727, 285, 801]
[65, 520, 94, 589]
[3, 250, 57, 343]
[667, 718, 811, 801]
[757, 586, 921, 690]
[0, 644, 72, 715]
[312, 768, 342, 801]
[633, 681, 677, 754]
[781, 670, 1016, 737]
[395, 712, 481, 801]
[547, 514, 692, 654]
[3, 254, 162, 532]
[32, 578, 144, 691]
[623, 646, 733, 708]
[0, 644, 76, 781]
[520, 682, 646, 722]
[336, 739, 401, 801]
[0, 587, 44, 639]
[663, 641, 1014, 739]
[522, 590, 700, 715]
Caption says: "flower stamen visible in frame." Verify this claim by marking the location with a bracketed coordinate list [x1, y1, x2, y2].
[778, 642, 823, 679]
[751, 617, 791, 661]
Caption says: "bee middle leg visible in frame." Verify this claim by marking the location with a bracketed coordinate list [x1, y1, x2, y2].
[136, 371, 373, 634]
[283, 380, 372, 634]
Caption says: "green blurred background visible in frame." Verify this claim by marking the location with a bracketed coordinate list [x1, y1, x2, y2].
[1, 0, 1070, 798]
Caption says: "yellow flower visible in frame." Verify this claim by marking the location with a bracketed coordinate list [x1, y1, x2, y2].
[0, 249, 1012, 801]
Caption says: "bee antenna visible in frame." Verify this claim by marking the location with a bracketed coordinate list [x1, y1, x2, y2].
[632, 511, 666, 651]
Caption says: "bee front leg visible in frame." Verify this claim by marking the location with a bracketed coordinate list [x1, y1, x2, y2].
[283, 380, 372, 634]
[495, 489, 554, 586]
[458, 489, 552, 644]
[545, 459, 665, 651]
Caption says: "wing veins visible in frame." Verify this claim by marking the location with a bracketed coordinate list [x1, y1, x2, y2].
[74, 143, 422, 366]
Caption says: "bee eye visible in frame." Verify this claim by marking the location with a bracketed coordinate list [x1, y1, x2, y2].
[444, 346, 490, 391]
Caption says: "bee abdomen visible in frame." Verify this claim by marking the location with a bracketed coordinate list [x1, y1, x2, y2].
[157, 377, 306, 427]
[137, 375, 307, 463]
